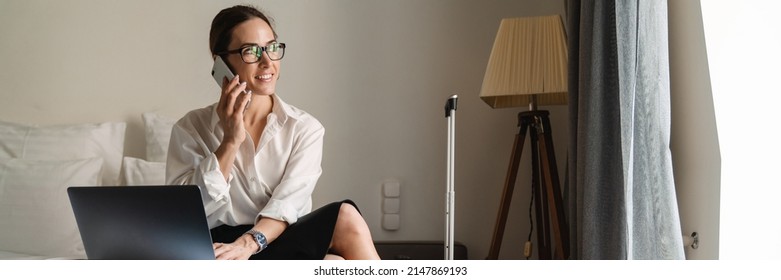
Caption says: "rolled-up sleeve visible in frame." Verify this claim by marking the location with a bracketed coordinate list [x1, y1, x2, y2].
[165, 119, 233, 220]
[257, 123, 324, 224]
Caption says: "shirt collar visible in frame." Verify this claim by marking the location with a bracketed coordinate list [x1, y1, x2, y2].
[210, 94, 299, 131]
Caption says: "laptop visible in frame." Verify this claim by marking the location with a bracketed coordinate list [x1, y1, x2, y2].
[67, 185, 215, 260]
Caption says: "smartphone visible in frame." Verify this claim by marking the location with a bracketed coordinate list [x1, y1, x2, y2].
[211, 56, 235, 87]
[212, 56, 250, 111]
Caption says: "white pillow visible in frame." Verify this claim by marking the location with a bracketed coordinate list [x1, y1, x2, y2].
[0, 120, 126, 185]
[121, 156, 166, 185]
[143, 113, 176, 162]
[0, 157, 103, 259]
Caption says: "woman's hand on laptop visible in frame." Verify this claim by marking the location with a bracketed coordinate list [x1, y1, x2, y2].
[212, 236, 257, 260]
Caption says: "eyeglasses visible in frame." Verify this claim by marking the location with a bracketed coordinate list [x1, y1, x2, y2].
[218, 42, 286, 64]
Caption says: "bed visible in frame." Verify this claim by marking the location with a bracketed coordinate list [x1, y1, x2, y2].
[0, 113, 175, 259]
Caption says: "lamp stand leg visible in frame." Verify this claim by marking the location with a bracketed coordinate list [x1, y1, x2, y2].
[486, 110, 570, 260]
[530, 119, 551, 260]
[536, 112, 570, 259]
[486, 115, 529, 260]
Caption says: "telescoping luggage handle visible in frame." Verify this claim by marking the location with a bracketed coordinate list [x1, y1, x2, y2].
[444, 95, 457, 260]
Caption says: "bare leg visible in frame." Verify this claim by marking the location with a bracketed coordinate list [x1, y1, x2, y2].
[324, 254, 345, 260]
[329, 203, 381, 260]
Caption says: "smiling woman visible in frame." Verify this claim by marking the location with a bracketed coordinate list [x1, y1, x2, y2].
[1, 0, 577, 262]
[165, 5, 381, 260]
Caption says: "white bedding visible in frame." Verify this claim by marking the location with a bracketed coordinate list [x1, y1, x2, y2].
[0, 113, 175, 260]
[0, 250, 76, 260]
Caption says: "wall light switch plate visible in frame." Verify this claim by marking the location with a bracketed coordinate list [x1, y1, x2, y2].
[382, 214, 400, 231]
[383, 180, 400, 197]
[383, 198, 400, 214]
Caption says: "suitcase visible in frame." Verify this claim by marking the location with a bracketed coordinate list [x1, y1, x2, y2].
[444, 95, 458, 260]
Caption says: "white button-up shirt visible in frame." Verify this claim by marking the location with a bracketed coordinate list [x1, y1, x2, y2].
[166, 94, 324, 228]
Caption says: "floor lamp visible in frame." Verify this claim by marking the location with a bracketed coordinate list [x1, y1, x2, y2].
[479, 15, 570, 260]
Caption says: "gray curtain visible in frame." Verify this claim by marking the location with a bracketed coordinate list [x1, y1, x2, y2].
[565, 0, 685, 259]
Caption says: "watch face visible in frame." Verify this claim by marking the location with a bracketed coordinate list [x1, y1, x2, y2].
[257, 233, 267, 248]
[247, 230, 267, 253]
[254, 233, 262, 243]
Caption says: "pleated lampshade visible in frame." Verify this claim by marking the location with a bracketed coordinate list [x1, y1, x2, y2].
[479, 15, 568, 109]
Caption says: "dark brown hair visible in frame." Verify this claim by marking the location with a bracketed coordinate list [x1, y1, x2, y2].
[209, 5, 277, 56]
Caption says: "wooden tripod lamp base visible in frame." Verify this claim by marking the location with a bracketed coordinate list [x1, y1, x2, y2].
[486, 110, 570, 260]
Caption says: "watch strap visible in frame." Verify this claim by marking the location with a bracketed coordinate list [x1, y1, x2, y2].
[245, 229, 268, 254]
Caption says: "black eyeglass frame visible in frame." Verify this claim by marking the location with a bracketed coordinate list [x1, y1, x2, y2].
[217, 42, 286, 64]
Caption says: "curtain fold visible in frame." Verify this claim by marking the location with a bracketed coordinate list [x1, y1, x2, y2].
[566, 0, 684, 260]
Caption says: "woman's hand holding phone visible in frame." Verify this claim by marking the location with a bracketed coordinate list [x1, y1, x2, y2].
[211, 56, 251, 181]
[216, 74, 252, 148]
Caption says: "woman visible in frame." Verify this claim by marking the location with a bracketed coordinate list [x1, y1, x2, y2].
[166, 5, 380, 260]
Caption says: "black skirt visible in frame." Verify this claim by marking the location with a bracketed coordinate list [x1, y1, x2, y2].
[209, 199, 357, 260]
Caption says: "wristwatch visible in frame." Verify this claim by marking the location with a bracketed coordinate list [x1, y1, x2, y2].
[245, 229, 268, 254]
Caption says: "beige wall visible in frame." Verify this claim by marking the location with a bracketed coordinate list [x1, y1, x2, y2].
[0, 0, 567, 259]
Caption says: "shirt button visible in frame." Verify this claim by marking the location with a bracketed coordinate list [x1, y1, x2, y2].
[251, 177, 257, 182]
